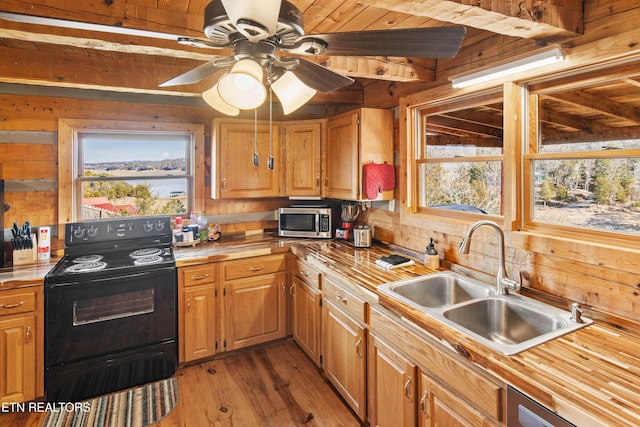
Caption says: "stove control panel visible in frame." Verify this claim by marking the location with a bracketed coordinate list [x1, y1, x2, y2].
[65, 216, 172, 245]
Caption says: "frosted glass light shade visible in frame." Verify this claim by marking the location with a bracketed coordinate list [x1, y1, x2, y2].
[202, 83, 239, 116]
[218, 59, 266, 110]
[221, 0, 281, 41]
[271, 71, 317, 114]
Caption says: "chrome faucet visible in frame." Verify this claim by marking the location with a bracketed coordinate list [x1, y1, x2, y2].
[458, 220, 520, 295]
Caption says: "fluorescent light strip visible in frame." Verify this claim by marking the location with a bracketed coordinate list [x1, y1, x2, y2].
[451, 49, 565, 89]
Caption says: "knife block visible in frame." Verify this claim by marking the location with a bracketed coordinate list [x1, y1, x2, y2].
[12, 234, 37, 266]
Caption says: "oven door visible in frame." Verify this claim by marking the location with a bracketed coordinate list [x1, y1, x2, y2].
[45, 267, 176, 367]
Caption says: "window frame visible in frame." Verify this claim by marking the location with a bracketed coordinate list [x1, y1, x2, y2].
[408, 89, 506, 224]
[523, 68, 640, 248]
[58, 119, 205, 230]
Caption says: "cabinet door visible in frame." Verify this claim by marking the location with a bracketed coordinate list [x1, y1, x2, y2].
[183, 285, 217, 362]
[224, 272, 287, 351]
[0, 316, 36, 403]
[292, 277, 321, 366]
[322, 299, 366, 421]
[285, 122, 322, 197]
[419, 371, 489, 427]
[369, 333, 417, 427]
[218, 121, 281, 198]
[325, 112, 359, 199]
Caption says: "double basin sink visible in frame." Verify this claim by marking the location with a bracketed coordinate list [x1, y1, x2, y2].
[378, 272, 592, 355]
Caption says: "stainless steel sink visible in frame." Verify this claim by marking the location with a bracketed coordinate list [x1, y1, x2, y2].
[378, 272, 592, 355]
[378, 272, 493, 308]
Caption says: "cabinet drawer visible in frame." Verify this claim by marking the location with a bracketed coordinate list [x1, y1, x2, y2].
[294, 258, 321, 290]
[0, 289, 37, 316]
[323, 278, 366, 322]
[224, 254, 286, 281]
[181, 264, 217, 287]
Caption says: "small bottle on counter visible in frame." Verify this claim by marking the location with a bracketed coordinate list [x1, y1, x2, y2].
[197, 212, 208, 241]
[424, 238, 439, 270]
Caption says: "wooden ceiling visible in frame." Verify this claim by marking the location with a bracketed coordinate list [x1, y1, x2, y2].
[0, 0, 583, 102]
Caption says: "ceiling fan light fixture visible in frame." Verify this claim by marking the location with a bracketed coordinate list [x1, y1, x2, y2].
[221, 0, 281, 42]
[218, 59, 267, 110]
[202, 83, 239, 116]
[271, 71, 317, 114]
[451, 48, 566, 89]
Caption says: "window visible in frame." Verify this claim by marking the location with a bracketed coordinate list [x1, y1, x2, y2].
[525, 63, 640, 239]
[59, 120, 205, 224]
[413, 91, 504, 218]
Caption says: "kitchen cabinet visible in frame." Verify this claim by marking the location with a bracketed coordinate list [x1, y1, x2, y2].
[325, 108, 394, 201]
[285, 121, 323, 197]
[368, 333, 417, 427]
[322, 277, 367, 421]
[0, 286, 42, 403]
[291, 257, 322, 366]
[213, 119, 281, 199]
[178, 263, 219, 363]
[222, 254, 287, 351]
[369, 305, 503, 426]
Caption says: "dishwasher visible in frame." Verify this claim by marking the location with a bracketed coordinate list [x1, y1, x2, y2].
[506, 386, 575, 427]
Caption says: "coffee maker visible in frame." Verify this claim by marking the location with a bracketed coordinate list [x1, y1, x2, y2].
[335, 201, 360, 240]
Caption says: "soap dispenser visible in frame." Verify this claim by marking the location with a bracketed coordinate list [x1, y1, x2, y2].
[425, 238, 440, 270]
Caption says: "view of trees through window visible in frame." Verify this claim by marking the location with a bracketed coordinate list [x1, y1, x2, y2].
[78, 132, 191, 219]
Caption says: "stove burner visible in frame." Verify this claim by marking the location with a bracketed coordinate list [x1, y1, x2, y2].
[72, 254, 104, 263]
[130, 248, 163, 259]
[64, 261, 108, 273]
[133, 256, 164, 266]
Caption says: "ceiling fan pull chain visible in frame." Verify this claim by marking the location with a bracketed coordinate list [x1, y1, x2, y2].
[253, 108, 259, 167]
[268, 87, 274, 170]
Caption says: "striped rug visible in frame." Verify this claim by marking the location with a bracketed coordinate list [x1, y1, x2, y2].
[43, 377, 179, 427]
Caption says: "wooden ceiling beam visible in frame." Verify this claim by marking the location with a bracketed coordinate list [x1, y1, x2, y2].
[545, 91, 640, 125]
[358, 0, 583, 40]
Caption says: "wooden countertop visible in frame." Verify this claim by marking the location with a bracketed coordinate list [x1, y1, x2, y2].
[1, 232, 638, 426]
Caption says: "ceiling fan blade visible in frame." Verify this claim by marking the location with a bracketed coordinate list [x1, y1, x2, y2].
[159, 62, 223, 87]
[291, 58, 354, 92]
[290, 26, 466, 58]
[0, 11, 182, 40]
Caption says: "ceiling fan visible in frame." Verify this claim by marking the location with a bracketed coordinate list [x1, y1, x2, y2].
[159, 0, 467, 115]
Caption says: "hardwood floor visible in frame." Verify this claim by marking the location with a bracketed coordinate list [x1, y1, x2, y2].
[0, 340, 361, 427]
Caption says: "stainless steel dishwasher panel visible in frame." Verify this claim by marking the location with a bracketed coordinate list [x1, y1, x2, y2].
[506, 386, 575, 427]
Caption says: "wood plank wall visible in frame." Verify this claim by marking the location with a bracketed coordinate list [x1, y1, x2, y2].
[0, 92, 289, 257]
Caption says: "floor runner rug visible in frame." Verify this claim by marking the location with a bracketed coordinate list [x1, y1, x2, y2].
[42, 377, 179, 427]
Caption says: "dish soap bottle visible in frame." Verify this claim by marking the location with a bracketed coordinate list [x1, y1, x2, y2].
[197, 212, 208, 241]
[425, 238, 439, 270]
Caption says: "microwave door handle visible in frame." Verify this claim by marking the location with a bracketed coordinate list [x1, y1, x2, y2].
[315, 215, 320, 236]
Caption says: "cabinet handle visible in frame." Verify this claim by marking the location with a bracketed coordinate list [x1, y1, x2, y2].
[404, 377, 413, 402]
[222, 178, 227, 190]
[315, 176, 320, 188]
[355, 337, 363, 357]
[420, 391, 428, 415]
[249, 266, 265, 271]
[190, 274, 209, 281]
[289, 284, 295, 296]
[281, 282, 286, 296]
[336, 294, 347, 304]
[300, 270, 308, 276]
[25, 326, 31, 345]
[0, 301, 25, 309]
[187, 297, 191, 313]
[324, 176, 328, 189]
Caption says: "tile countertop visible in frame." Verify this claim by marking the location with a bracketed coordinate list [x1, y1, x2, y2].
[1, 232, 638, 426]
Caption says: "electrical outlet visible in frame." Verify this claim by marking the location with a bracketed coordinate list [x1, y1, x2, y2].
[388, 200, 396, 211]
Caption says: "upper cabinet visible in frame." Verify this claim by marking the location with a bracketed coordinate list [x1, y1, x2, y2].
[325, 108, 394, 201]
[284, 120, 323, 198]
[213, 119, 282, 199]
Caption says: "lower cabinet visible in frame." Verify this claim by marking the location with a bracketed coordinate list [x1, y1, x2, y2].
[292, 276, 321, 366]
[369, 305, 503, 427]
[322, 278, 367, 422]
[0, 285, 42, 403]
[368, 333, 417, 427]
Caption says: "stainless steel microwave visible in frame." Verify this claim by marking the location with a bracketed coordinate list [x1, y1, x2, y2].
[278, 206, 337, 238]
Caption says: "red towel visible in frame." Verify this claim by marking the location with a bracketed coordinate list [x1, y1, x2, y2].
[363, 162, 396, 199]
